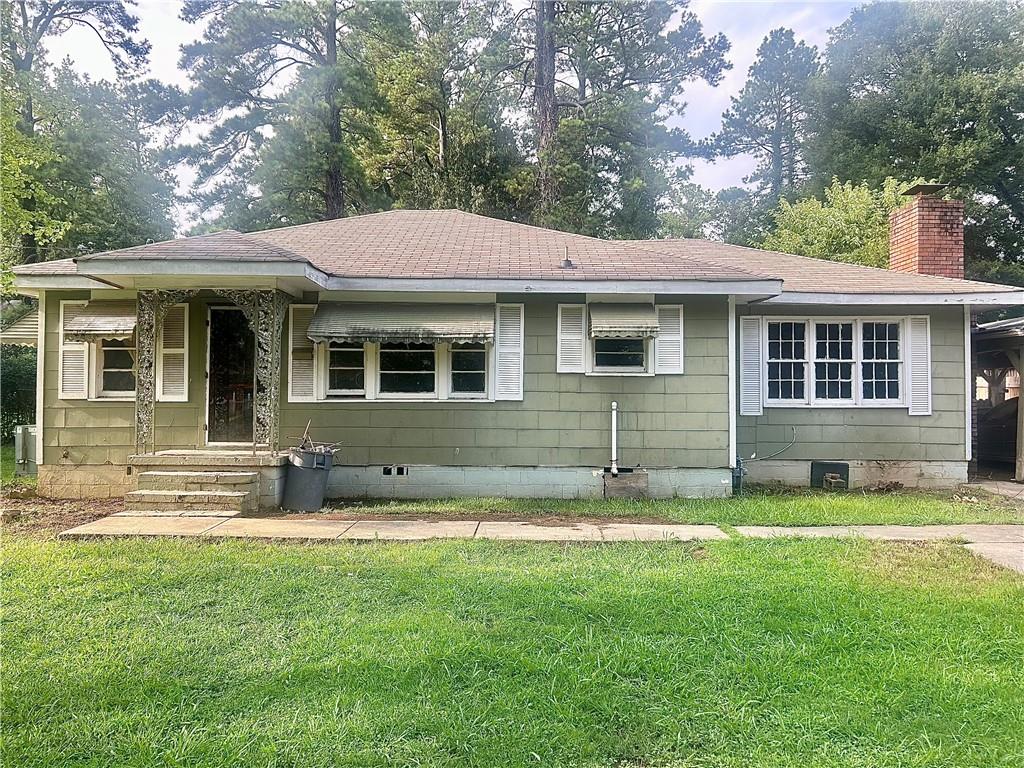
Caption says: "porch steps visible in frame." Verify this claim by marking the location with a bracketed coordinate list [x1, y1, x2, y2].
[125, 488, 255, 516]
[137, 470, 259, 492]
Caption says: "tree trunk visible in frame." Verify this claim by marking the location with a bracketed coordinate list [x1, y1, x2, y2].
[534, 0, 557, 217]
[437, 109, 448, 172]
[323, 0, 345, 220]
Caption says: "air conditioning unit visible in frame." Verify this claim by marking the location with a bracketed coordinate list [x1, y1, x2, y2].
[13, 424, 37, 476]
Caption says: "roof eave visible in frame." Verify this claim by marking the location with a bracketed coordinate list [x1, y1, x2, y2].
[13, 274, 114, 291]
[763, 290, 1024, 306]
[322, 276, 784, 297]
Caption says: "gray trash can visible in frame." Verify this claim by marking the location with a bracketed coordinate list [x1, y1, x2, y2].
[281, 448, 334, 511]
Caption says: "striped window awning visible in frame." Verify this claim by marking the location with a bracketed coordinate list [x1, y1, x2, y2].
[588, 303, 659, 338]
[64, 300, 137, 341]
[307, 303, 495, 344]
[0, 308, 38, 346]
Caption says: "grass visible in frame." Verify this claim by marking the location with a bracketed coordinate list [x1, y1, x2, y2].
[320, 488, 1024, 526]
[3, 536, 1023, 767]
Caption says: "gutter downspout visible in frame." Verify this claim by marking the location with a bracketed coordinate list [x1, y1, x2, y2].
[610, 401, 619, 476]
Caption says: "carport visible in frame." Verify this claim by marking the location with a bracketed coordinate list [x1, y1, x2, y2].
[974, 317, 1024, 480]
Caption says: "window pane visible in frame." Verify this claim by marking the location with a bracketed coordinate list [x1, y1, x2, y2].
[103, 370, 135, 392]
[329, 370, 364, 391]
[380, 343, 435, 372]
[380, 372, 434, 393]
[593, 337, 645, 368]
[104, 349, 135, 369]
[329, 349, 363, 368]
[452, 372, 486, 393]
[452, 350, 486, 372]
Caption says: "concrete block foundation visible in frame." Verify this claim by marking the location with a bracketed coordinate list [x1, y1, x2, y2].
[325, 466, 732, 500]
[741, 459, 968, 489]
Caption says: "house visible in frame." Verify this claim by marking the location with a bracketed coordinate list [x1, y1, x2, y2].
[11, 186, 1024, 508]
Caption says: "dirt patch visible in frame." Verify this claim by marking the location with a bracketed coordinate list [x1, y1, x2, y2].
[1, 494, 124, 538]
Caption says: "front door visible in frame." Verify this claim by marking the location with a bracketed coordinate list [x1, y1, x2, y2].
[207, 308, 255, 443]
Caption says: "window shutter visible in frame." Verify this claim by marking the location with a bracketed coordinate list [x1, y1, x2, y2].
[58, 302, 88, 400]
[907, 316, 932, 416]
[494, 303, 524, 400]
[654, 305, 684, 374]
[556, 304, 586, 373]
[156, 304, 188, 402]
[289, 305, 317, 401]
[739, 316, 763, 416]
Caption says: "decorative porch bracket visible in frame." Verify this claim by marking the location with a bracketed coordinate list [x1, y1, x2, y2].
[136, 289, 200, 455]
[215, 289, 291, 451]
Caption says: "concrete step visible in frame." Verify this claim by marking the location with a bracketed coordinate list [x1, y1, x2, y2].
[137, 470, 258, 493]
[125, 489, 254, 514]
[113, 509, 241, 518]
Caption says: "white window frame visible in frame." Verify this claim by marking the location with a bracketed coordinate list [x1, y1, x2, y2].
[763, 316, 908, 409]
[376, 341, 440, 400]
[448, 341, 491, 400]
[324, 341, 367, 398]
[589, 336, 653, 376]
[94, 336, 137, 399]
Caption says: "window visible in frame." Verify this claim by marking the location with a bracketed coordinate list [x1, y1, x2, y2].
[450, 342, 487, 397]
[592, 338, 647, 372]
[327, 343, 365, 396]
[767, 321, 807, 401]
[813, 322, 854, 401]
[378, 342, 436, 395]
[862, 322, 901, 401]
[763, 318, 905, 407]
[99, 337, 136, 396]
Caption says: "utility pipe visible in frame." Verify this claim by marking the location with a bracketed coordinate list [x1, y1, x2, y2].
[610, 401, 619, 476]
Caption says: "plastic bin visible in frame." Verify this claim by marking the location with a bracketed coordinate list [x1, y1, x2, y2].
[281, 447, 334, 511]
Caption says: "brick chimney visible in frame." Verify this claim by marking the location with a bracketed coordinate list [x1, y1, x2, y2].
[888, 183, 964, 279]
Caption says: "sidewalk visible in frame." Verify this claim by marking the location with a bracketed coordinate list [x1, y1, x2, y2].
[58, 515, 1024, 572]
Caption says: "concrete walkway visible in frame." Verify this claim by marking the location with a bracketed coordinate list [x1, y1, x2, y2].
[58, 516, 1024, 573]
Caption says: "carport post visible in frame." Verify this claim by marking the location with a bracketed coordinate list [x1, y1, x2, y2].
[1009, 348, 1024, 482]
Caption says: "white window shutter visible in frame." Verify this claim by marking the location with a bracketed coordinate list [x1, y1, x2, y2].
[907, 316, 932, 416]
[289, 305, 317, 401]
[58, 302, 88, 400]
[654, 305, 684, 374]
[494, 303, 524, 400]
[156, 304, 188, 402]
[739, 316, 763, 416]
[556, 304, 586, 373]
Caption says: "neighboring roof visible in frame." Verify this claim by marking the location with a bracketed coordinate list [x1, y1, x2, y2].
[975, 316, 1024, 340]
[0, 308, 39, 345]
[248, 210, 762, 282]
[625, 239, 1021, 296]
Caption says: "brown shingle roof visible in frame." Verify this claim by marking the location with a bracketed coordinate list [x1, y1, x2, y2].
[247, 210, 763, 281]
[75, 229, 305, 263]
[12, 258, 79, 275]
[625, 239, 1021, 295]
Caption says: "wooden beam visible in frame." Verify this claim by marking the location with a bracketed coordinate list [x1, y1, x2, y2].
[1008, 348, 1024, 482]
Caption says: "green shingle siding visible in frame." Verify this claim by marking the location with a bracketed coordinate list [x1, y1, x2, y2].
[736, 306, 966, 462]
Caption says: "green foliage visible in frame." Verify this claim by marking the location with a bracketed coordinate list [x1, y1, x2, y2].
[0, 343, 36, 441]
[533, 1, 730, 239]
[712, 28, 819, 200]
[661, 182, 770, 245]
[761, 178, 909, 267]
[808, 1, 1024, 261]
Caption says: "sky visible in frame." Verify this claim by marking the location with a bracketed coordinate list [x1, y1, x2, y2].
[44, 0, 859, 225]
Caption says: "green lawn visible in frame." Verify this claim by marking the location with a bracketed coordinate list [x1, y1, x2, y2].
[322, 489, 1024, 525]
[3, 536, 1022, 767]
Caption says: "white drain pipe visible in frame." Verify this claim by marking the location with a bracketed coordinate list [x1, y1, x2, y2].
[610, 401, 619, 476]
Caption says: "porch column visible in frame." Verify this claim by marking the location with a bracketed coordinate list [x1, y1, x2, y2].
[214, 290, 291, 452]
[135, 289, 199, 455]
